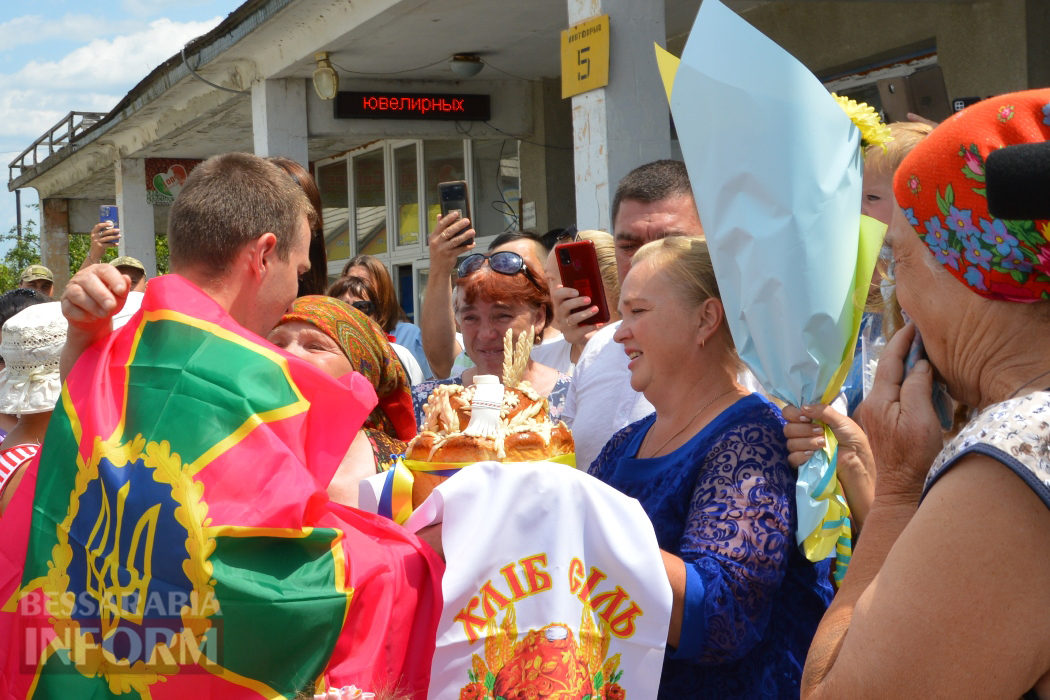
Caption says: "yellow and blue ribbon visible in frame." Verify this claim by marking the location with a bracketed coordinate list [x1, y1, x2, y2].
[377, 454, 577, 525]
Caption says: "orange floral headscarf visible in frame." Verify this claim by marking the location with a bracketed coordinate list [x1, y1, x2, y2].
[281, 296, 417, 444]
[892, 88, 1050, 302]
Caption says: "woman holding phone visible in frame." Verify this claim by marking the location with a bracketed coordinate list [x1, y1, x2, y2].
[541, 230, 621, 371]
[786, 90, 1050, 698]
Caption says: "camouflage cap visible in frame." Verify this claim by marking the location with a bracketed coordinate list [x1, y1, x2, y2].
[19, 265, 53, 283]
[111, 256, 145, 273]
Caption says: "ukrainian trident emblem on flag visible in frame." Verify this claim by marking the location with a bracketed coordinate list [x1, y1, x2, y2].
[42, 430, 222, 689]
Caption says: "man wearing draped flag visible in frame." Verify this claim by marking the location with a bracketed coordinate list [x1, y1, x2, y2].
[0, 153, 443, 699]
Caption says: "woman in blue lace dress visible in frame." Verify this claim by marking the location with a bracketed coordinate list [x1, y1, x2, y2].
[588, 236, 834, 698]
[411, 251, 571, 426]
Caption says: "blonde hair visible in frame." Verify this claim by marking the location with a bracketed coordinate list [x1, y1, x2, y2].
[634, 236, 718, 306]
[576, 230, 621, 319]
[864, 121, 933, 338]
[632, 236, 742, 372]
[863, 121, 934, 180]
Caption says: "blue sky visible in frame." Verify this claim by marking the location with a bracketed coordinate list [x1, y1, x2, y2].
[0, 0, 234, 249]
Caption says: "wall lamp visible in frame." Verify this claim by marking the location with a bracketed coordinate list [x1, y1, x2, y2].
[449, 54, 484, 78]
[313, 52, 339, 100]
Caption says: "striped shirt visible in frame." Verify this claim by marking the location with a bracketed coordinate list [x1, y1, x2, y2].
[0, 444, 39, 499]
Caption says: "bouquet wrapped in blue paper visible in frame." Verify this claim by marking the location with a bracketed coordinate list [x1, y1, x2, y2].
[655, 0, 888, 579]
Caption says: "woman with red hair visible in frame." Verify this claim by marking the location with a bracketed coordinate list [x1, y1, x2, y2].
[410, 250, 571, 426]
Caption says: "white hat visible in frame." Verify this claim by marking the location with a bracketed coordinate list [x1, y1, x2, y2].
[0, 302, 66, 415]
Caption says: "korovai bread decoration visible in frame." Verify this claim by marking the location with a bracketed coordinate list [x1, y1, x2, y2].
[502, 325, 533, 388]
[405, 329, 574, 506]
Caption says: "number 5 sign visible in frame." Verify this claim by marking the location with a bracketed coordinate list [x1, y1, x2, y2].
[561, 15, 610, 98]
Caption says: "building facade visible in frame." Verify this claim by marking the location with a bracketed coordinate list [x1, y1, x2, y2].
[8, 0, 1047, 314]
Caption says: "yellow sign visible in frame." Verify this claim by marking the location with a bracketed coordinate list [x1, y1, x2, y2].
[561, 14, 610, 98]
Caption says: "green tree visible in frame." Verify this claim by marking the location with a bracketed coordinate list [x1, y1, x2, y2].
[68, 232, 118, 272]
[0, 206, 170, 293]
[68, 234, 170, 276]
[155, 235, 170, 275]
[0, 218, 42, 292]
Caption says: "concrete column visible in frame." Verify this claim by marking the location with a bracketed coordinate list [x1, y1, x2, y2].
[41, 198, 70, 295]
[521, 78, 576, 232]
[115, 157, 158, 276]
[252, 78, 309, 166]
[569, 0, 671, 232]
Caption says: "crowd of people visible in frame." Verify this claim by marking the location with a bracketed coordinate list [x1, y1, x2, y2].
[0, 87, 1048, 699]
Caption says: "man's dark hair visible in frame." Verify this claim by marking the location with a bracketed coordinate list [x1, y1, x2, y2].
[168, 153, 315, 276]
[488, 230, 550, 255]
[0, 289, 48, 331]
[611, 160, 693, 226]
[540, 228, 569, 251]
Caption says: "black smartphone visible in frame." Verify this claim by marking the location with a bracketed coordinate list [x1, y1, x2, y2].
[555, 240, 611, 325]
[438, 180, 473, 247]
[903, 327, 954, 430]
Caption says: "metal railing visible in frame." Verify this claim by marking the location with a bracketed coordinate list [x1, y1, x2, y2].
[8, 111, 108, 184]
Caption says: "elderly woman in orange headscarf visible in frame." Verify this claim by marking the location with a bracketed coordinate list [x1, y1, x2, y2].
[269, 296, 417, 505]
[786, 89, 1050, 698]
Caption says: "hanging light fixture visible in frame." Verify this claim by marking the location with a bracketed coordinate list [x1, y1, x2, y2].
[449, 54, 484, 78]
[312, 52, 339, 100]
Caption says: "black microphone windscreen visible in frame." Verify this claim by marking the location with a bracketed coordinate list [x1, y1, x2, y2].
[985, 141, 1050, 221]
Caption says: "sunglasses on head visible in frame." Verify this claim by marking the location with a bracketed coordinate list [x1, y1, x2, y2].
[350, 300, 376, 316]
[555, 225, 580, 245]
[456, 251, 545, 291]
[542, 225, 580, 250]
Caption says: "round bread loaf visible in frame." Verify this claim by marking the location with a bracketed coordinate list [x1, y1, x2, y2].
[407, 381, 575, 508]
[503, 431, 549, 462]
[549, 423, 574, 457]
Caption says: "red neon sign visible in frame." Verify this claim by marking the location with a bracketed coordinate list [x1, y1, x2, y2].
[334, 91, 491, 121]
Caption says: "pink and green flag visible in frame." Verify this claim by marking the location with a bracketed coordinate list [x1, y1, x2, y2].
[0, 274, 443, 699]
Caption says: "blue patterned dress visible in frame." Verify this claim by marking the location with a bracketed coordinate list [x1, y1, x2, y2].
[588, 394, 834, 699]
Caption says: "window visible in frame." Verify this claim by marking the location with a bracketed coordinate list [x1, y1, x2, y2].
[318, 161, 350, 264]
[316, 138, 520, 317]
[353, 149, 387, 255]
[394, 144, 420, 247]
[472, 139, 520, 236]
[821, 46, 939, 121]
[423, 141, 466, 234]
[415, 265, 429, 329]
[396, 264, 414, 322]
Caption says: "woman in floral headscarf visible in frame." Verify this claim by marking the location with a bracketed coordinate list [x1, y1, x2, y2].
[790, 89, 1050, 698]
[270, 296, 417, 477]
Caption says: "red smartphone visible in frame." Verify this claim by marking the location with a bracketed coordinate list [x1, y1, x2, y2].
[555, 240, 610, 325]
